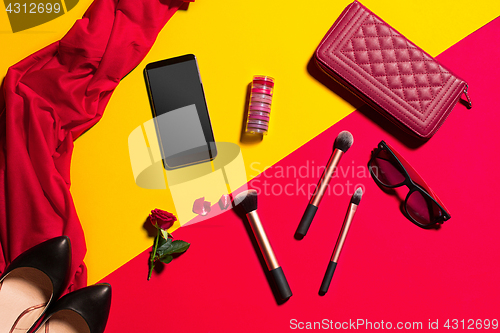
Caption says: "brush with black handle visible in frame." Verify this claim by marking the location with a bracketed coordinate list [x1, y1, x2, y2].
[295, 131, 354, 239]
[319, 187, 363, 296]
[233, 190, 292, 300]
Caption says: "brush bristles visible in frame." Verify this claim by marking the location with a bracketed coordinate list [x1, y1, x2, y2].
[233, 190, 258, 214]
[350, 187, 363, 205]
[334, 131, 354, 152]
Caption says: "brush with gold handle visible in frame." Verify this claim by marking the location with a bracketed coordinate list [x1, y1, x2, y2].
[319, 187, 363, 296]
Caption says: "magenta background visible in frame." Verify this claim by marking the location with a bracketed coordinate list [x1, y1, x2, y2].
[102, 18, 500, 332]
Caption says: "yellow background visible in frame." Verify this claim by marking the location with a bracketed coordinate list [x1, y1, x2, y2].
[1, 0, 498, 284]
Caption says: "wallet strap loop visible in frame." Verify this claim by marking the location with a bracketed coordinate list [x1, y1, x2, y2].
[462, 84, 472, 109]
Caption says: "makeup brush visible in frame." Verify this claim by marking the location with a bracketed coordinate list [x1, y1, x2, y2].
[319, 187, 363, 296]
[295, 131, 354, 239]
[233, 190, 293, 300]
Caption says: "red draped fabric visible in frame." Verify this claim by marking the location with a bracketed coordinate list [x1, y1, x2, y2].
[0, 0, 186, 292]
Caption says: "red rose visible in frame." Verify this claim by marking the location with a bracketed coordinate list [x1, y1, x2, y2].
[149, 208, 177, 230]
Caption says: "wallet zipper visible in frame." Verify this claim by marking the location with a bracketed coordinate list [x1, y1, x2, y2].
[463, 84, 472, 109]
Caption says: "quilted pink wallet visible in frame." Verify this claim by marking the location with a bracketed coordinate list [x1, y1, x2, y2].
[315, 1, 471, 139]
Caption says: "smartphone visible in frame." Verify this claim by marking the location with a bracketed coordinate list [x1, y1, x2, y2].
[144, 54, 217, 170]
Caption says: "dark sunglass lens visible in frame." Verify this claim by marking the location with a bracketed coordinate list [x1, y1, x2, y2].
[369, 149, 406, 186]
[406, 191, 444, 226]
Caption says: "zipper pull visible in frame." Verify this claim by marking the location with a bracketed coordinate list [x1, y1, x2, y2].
[463, 84, 472, 109]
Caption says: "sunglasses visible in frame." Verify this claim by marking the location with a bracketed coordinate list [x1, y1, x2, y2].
[368, 141, 450, 228]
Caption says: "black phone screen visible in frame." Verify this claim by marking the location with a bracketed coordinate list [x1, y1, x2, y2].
[144, 54, 216, 169]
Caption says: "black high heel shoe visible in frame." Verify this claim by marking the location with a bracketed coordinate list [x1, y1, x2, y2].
[31, 284, 112, 333]
[0, 236, 71, 333]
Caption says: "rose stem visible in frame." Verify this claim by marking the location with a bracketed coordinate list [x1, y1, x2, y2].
[148, 228, 160, 280]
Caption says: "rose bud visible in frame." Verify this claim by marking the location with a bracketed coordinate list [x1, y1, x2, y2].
[150, 208, 177, 230]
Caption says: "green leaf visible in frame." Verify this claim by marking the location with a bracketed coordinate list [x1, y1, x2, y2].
[157, 237, 172, 251]
[159, 254, 173, 264]
[156, 235, 167, 248]
[165, 240, 190, 254]
[156, 237, 173, 257]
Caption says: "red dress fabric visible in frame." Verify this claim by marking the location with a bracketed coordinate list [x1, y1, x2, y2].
[0, 0, 185, 291]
